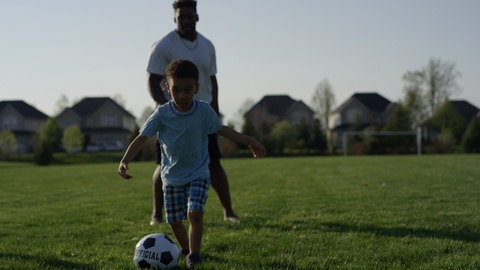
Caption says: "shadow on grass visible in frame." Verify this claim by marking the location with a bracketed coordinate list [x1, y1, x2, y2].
[212, 217, 480, 243]
[0, 253, 95, 270]
[320, 221, 480, 243]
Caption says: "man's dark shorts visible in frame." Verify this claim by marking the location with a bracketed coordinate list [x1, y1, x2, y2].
[155, 134, 221, 165]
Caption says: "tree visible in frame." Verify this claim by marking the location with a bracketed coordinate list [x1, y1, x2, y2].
[308, 119, 327, 154]
[269, 121, 298, 155]
[113, 93, 126, 107]
[138, 106, 155, 126]
[311, 79, 335, 150]
[311, 79, 335, 129]
[461, 118, 480, 153]
[436, 128, 455, 153]
[54, 94, 69, 115]
[233, 98, 255, 131]
[62, 125, 84, 153]
[402, 58, 460, 117]
[41, 118, 63, 150]
[385, 103, 411, 132]
[431, 100, 464, 141]
[383, 103, 415, 153]
[34, 118, 62, 165]
[402, 81, 427, 129]
[0, 130, 18, 159]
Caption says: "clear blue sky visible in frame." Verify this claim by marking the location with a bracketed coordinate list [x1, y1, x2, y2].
[1, 1, 479, 125]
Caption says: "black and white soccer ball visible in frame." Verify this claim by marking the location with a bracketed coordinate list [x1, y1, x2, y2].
[134, 233, 181, 269]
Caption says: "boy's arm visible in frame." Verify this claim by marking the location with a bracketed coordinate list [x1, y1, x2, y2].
[216, 126, 266, 158]
[118, 135, 149, 179]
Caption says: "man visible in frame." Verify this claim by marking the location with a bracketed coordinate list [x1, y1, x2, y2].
[146, 0, 239, 225]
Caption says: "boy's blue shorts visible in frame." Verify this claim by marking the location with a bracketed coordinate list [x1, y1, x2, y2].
[163, 178, 210, 223]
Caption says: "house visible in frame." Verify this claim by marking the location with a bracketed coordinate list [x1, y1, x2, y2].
[420, 100, 480, 141]
[56, 97, 136, 150]
[328, 92, 396, 147]
[244, 95, 314, 135]
[0, 100, 49, 153]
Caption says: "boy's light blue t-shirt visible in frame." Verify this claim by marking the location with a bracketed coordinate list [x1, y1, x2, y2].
[140, 99, 223, 187]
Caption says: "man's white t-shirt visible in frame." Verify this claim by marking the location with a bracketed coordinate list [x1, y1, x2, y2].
[147, 31, 217, 104]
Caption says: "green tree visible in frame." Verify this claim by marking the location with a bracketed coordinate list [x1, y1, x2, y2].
[296, 120, 310, 153]
[385, 103, 411, 131]
[461, 118, 480, 153]
[402, 84, 427, 129]
[62, 125, 84, 153]
[308, 119, 327, 154]
[402, 58, 460, 117]
[431, 100, 464, 141]
[34, 118, 62, 165]
[436, 128, 455, 153]
[0, 130, 18, 159]
[269, 121, 298, 155]
[34, 140, 53, 165]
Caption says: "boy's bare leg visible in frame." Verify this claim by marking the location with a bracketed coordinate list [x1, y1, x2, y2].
[169, 221, 189, 251]
[150, 165, 164, 225]
[188, 210, 203, 254]
[209, 160, 239, 221]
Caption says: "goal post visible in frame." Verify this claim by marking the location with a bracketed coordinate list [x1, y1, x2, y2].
[341, 128, 422, 156]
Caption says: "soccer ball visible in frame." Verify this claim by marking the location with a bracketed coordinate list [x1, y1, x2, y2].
[134, 233, 181, 269]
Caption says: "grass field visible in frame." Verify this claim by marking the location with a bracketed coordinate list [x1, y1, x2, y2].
[1, 155, 479, 269]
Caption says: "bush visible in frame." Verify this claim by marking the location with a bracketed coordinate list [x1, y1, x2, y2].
[0, 130, 18, 159]
[62, 125, 84, 153]
[34, 140, 53, 165]
[461, 118, 480, 153]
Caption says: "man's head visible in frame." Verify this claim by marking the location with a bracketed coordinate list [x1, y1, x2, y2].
[173, 0, 198, 40]
[165, 59, 199, 112]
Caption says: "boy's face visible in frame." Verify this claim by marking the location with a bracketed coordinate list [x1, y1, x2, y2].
[166, 76, 199, 112]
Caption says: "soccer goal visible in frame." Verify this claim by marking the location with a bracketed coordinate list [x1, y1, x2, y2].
[341, 128, 422, 156]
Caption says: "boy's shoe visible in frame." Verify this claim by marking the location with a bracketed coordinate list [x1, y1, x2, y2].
[186, 253, 202, 268]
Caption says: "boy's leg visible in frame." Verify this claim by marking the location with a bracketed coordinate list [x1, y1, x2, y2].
[188, 210, 203, 253]
[164, 185, 189, 250]
[169, 221, 189, 251]
[187, 178, 210, 254]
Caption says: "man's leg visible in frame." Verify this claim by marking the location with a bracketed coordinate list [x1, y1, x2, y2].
[209, 160, 238, 220]
[208, 134, 239, 221]
[150, 165, 164, 225]
[151, 140, 164, 225]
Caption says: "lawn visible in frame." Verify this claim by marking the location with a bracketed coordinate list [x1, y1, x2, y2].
[1, 155, 479, 269]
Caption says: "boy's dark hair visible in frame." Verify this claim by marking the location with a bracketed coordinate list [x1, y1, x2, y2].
[173, 0, 197, 12]
[166, 59, 199, 83]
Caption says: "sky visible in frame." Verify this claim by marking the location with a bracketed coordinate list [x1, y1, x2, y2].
[1, 1, 479, 126]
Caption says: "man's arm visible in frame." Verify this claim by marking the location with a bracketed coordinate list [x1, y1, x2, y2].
[217, 126, 266, 158]
[148, 73, 168, 105]
[210, 75, 219, 115]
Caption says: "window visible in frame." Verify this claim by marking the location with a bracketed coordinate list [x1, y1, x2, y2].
[346, 109, 362, 123]
[2, 116, 18, 129]
[101, 114, 117, 127]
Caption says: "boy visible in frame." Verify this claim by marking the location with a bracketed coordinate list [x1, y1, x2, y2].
[118, 59, 266, 268]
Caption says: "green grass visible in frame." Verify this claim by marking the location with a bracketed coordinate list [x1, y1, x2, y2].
[1, 155, 479, 269]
